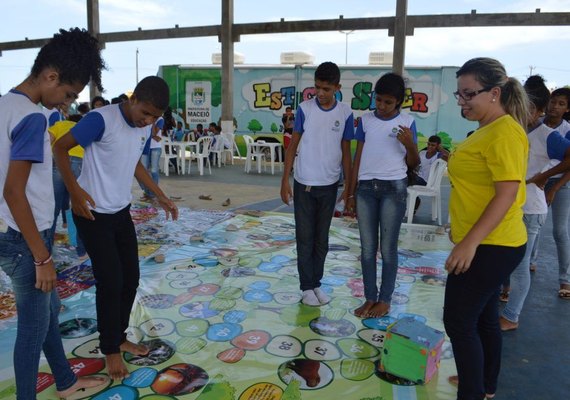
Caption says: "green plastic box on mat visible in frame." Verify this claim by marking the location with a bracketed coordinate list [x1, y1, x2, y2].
[380, 317, 445, 384]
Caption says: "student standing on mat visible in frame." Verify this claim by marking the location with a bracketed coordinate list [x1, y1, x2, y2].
[54, 76, 179, 380]
[0, 28, 109, 399]
[280, 61, 354, 306]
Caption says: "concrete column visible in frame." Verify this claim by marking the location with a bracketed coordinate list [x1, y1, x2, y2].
[221, 0, 235, 134]
[87, 0, 102, 99]
[392, 0, 408, 75]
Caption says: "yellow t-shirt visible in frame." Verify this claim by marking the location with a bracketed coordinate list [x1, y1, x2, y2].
[448, 114, 528, 247]
[49, 120, 84, 158]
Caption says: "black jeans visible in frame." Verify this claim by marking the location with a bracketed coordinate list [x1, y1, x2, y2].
[293, 180, 338, 291]
[444, 243, 526, 400]
[73, 205, 140, 355]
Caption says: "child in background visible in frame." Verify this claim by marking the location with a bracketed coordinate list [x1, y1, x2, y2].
[54, 76, 179, 380]
[280, 62, 354, 306]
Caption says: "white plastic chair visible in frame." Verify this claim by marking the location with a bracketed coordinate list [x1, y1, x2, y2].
[243, 135, 266, 173]
[406, 159, 447, 225]
[187, 136, 213, 175]
[220, 131, 235, 164]
[160, 138, 180, 176]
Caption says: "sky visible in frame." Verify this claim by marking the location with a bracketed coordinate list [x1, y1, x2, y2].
[0, 0, 569, 102]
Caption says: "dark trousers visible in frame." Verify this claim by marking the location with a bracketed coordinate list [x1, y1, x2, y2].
[293, 179, 338, 291]
[73, 205, 140, 355]
[443, 243, 526, 400]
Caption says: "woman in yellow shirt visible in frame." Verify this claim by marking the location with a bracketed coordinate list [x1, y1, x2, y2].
[444, 58, 529, 400]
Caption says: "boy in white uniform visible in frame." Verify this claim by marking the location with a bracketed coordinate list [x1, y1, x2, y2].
[280, 62, 354, 306]
[54, 76, 179, 380]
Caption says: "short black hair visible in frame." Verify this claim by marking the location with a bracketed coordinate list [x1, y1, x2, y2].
[77, 102, 90, 114]
[110, 97, 122, 104]
[524, 75, 550, 112]
[90, 95, 106, 109]
[31, 28, 106, 92]
[428, 135, 441, 144]
[315, 62, 341, 85]
[133, 76, 170, 111]
[374, 73, 406, 109]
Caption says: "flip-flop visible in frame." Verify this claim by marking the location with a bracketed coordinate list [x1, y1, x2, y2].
[558, 288, 570, 300]
[222, 198, 231, 207]
[198, 194, 212, 200]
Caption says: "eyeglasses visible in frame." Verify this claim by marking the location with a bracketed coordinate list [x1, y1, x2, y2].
[453, 88, 492, 101]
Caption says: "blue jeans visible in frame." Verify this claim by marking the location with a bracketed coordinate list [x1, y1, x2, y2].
[356, 178, 407, 303]
[293, 180, 338, 291]
[444, 244, 526, 400]
[52, 157, 86, 257]
[0, 228, 77, 399]
[502, 214, 546, 323]
[546, 178, 570, 285]
[140, 148, 162, 197]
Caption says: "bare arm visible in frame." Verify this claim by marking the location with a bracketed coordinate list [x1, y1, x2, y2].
[280, 132, 301, 204]
[546, 170, 570, 205]
[445, 180, 520, 274]
[3, 161, 56, 292]
[527, 147, 570, 188]
[346, 141, 364, 214]
[397, 125, 420, 169]
[134, 161, 178, 220]
[339, 139, 352, 203]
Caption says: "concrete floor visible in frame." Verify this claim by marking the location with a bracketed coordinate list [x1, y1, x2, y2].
[142, 160, 569, 399]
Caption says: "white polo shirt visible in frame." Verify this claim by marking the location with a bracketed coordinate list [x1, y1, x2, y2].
[0, 90, 54, 231]
[293, 98, 354, 186]
[71, 104, 151, 214]
[356, 111, 417, 181]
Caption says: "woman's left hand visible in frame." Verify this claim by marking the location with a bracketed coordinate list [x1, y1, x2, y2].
[396, 125, 414, 146]
[445, 240, 477, 275]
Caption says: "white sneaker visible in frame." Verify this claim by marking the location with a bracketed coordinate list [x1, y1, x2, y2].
[302, 290, 320, 306]
[314, 287, 330, 305]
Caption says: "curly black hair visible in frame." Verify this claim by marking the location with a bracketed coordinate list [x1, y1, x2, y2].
[31, 28, 106, 92]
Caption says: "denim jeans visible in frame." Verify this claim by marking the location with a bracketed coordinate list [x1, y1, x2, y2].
[545, 178, 570, 285]
[73, 205, 139, 354]
[293, 180, 338, 291]
[0, 227, 77, 399]
[502, 214, 546, 323]
[139, 148, 162, 197]
[356, 178, 407, 303]
[52, 157, 86, 257]
[444, 244, 526, 400]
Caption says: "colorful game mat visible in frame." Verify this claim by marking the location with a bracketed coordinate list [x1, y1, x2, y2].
[0, 204, 457, 399]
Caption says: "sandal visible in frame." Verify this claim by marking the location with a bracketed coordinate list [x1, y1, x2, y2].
[198, 194, 212, 200]
[499, 290, 510, 303]
[558, 288, 570, 300]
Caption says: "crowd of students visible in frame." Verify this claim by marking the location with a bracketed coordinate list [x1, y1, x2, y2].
[280, 59, 570, 400]
[1, 27, 569, 400]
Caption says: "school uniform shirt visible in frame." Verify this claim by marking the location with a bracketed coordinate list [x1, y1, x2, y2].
[293, 98, 354, 186]
[448, 115, 528, 247]
[525, 123, 570, 215]
[418, 149, 441, 183]
[355, 111, 417, 181]
[0, 89, 54, 231]
[539, 119, 570, 179]
[149, 117, 165, 150]
[71, 103, 151, 214]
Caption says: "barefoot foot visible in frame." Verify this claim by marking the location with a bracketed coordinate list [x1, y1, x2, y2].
[366, 301, 390, 318]
[105, 353, 130, 380]
[56, 375, 110, 398]
[354, 300, 375, 318]
[120, 340, 149, 356]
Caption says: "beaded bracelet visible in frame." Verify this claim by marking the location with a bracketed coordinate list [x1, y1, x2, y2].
[33, 255, 52, 266]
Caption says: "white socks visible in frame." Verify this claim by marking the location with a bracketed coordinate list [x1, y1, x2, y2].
[302, 288, 330, 306]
